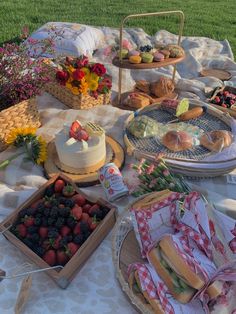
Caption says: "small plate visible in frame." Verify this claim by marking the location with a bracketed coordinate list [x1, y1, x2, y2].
[200, 68, 232, 81]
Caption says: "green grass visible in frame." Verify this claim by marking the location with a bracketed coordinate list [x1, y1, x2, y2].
[0, 0, 235, 57]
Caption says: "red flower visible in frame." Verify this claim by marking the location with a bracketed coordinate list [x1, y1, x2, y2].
[72, 69, 85, 81]
[91, 63, 106, 76]
[97, 76, 112, 94]
[56, 70, 69, 85]
[76, 55, 89, 68]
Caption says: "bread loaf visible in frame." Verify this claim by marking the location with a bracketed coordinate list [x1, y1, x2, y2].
[200, 130, 232, 152]
[162, 130, 193, 152]
[150, 77, 175, 98]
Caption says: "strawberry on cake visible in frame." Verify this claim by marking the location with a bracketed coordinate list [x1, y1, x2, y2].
[55, 120, 106, 173]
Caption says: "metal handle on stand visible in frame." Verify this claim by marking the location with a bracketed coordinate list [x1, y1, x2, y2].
[117, 11, 185, 105]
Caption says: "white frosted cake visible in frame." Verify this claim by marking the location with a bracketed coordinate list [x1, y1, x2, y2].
[55, 120, 106, 173]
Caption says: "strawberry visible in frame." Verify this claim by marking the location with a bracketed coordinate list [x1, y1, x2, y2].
[31, 198, 43, 209]
[54, 179, 65, 193]
[52, 235, 62, 250]
[88, 204, 100, 217]
[56, 250, 69, 266]
[42, 250, 56, 266]
[66, 242, 79, 257]
[15, 224, 27, 238]
[62, 185, 75, 197]
[72, 194, 86, 207]
[69, 120, 82, 137]
[82, 203, 91, 213]
[81, 212, 90, 223]
[60, 225, 71, 237]
[71, 205, 82, 220]
[88, 217, 99, 231]
[39, 226, 48, 239]
[73, 223, 81, 235]
[23, 216, 35, 227]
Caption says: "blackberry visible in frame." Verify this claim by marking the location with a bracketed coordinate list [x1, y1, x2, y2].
[67, 216, 77, 228]
[139, 44, 152, 52]
[44, 185, 55, 197]
[80, 221, 90, 233]
[83, 231, 91, 242]
[59, 207, 70, 218]
[64, 199, 75, 208]
[49, 206, 59, 218]
[18, 208, 29, 218]
[23, 238, 34, 249]
[48, 228, 59, 239]
[43, 208, 51, 217]
[67, 234, 73, 242]
[30, 233, 40, 243]
[27, 226, 38, 234]
[34, 217, 42, 226]
[94, 210, 104, 220]
[33, 246, 45, 257]
[58, 197, 67, 205]
[60, 236, 69, 246]
[74, 234, 84, 245]
[55, 217, 65, 229]
[41, 217, 48, 227]
[47, 217, 56, 226]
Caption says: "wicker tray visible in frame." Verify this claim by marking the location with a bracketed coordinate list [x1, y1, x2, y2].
[45, 82, 111, 109]
[124, 101, 236, 177]
[0, 98, 41, 152]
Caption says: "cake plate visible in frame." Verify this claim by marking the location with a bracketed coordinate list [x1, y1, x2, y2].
[44, 135, 125, 187]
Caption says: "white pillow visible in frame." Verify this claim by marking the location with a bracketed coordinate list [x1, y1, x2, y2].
[27, 22, 105, 57]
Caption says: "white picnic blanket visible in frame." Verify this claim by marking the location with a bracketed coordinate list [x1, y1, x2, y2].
[0, 23, 236, 313]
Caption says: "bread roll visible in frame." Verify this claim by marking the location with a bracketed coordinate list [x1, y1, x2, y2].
[135, 80, 150, 94]
[125, 92, 150, 109]
[150, 77, 175, 98]
[162, 130, 193, 152]
[200, 130, 232, 152]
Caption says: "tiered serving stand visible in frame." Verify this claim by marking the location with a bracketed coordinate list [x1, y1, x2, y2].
[112, 11, 185, 109]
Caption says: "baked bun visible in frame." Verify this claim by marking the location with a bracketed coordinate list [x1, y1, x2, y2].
[150, 77, 175, 98]
[135, 80, 150, 94]
[200, 130, 232, 152]
[162, 130, 193, 152]
[125, 92, 150, 109]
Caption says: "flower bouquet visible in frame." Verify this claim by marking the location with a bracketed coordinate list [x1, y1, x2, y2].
[0, 26, 56, 151]
[45, 55, 112, 109]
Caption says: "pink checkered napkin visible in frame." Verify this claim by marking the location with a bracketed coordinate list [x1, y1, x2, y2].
[128, 263, 174, 314]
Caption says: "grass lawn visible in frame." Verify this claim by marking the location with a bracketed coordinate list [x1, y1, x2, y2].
[0, 0, 235, 57]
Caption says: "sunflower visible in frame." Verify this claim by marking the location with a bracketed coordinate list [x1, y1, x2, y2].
[29, 136, 47, 164]
[6, 127, 37, 146]
[88, 80, 99, 92]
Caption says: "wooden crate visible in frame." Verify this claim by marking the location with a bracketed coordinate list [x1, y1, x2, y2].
[0, 173, 117, 289]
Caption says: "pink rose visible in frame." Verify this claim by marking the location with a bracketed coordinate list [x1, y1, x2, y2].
[56, 70, 69, 85]
[72, 69, 85, 81]
[91, 63, 106, 76]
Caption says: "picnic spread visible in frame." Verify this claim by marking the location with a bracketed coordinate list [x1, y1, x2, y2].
[0, 12, 236, 314]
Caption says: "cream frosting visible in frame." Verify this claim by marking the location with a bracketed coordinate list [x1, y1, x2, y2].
[55, 123, 106, 169]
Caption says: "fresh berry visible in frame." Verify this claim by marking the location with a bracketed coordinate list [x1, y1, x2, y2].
[27, 225, 38, 234]
[18, 208, 30, 218]
[48, 228, 59, 239]
[83, 231, 91, 241]
[41, 217, 48, 227]
[88, 217, 99, 231]
[31, 199, 44, 209]
[47, 217, 56, 226]
[56, 250, 69, 266]
[72, 194, 86, 207]
[23, 216, 35, 227]
[221, 103, 227, 108]
[52, 235, 62, 250]
[55, 217, 65, 229]
[76, 129, 89, 141]
[39, 226, 48, 238]
[60, 226, 71, 237]
[22, 238, 34, 249]
[44, 185, 55, 197]
[73, 234, 84, 245]
[82, 203, 91, 213]
[34, 217, 42, 226]
[58, 206, 70, 218]
[43, 208, 51, 217]
[66, 242, 79, 257]
[54, 179, 65, 193]
[80, 221, 90, 233]
[73, 223, 81, 235]
[42, 250, 56, 266]
[28, 233, 40, 243]
[14, 224, 27, 238]
[71, 205, 82, 220]
[223, 91, 229, 97]
[214, 96, 221, 104]
[81, 212, 90, 223]
[230, 99, 235, 106]
[88, 204, 100, 217]
[69, 120, 82, 138]
[66, 216, 77, 229]
[49, 207, 59, 218]
[64, 198, 75, 208]
[33, 246, 45, 257]
[62, 185, 75, 197]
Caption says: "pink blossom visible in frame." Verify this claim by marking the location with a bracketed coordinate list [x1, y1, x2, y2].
[122, 39, 132, 50]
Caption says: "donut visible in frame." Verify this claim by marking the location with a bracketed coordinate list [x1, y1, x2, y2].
[162, 130, 193, 152]
[200, 130, 232, 152]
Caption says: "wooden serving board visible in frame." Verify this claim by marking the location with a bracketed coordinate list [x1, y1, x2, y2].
[200, 68, 232, 81]
[112, 55, 185, 70]
[112, 91, 178, 111]
[44, 136, 125, 186]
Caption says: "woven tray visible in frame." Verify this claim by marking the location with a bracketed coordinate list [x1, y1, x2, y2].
[0, 98, 41, 152]
[45, 82, 111, 109]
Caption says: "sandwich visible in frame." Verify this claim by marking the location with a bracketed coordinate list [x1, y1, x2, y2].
[128, 263, 205, 314]
[128, 268, 164, 314]
[147, 233, 224, 303]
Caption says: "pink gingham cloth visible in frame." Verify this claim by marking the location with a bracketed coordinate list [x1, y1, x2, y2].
[128, 263, 174, 314]
[131, 191, 182, 257]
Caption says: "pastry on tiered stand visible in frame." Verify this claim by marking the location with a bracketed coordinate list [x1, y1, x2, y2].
[55, 120, 106, 174]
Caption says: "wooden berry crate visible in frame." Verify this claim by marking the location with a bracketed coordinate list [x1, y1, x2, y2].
[0, 173, 117, 289]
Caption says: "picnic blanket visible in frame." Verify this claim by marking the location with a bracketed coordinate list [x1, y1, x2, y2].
[0, 23, 236, 313]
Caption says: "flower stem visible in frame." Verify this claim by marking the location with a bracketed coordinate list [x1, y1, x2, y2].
[0, 151, 25, 170]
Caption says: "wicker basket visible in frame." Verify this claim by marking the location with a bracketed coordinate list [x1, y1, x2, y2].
[45, 82, 111, 109]
[0, 98, 41, 152]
